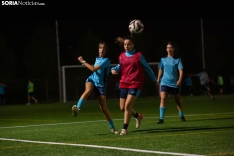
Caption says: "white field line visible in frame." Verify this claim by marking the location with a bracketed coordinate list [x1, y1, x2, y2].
[0, 112, 233, 129]
[1, 112, 231, 155]
[0, 138, 203, 156]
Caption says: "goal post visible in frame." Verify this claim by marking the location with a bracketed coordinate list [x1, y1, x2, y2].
[62, 65, 83, 103]
[61, 62, 159, 103]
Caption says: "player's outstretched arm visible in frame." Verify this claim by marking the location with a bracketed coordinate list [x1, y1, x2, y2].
[140, 55, 157, 82]
[77, 56, 101, 72]
[111, 64, 120, 75]
[111, 70, 119, 75]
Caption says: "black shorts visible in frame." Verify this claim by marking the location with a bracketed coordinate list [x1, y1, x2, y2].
[201, 83, 210, 91]
[87, 78, 106, 96]
[28, 92, 34, 96]
[160, 85, 180, 94]
[0, 94, 5, 98]
[119, 88, 141, 99]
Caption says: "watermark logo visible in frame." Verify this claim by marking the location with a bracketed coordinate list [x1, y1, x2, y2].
[2, 1, 45, 5]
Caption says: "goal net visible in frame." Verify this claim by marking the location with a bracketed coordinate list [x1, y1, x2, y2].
[61, 62, 159, 103]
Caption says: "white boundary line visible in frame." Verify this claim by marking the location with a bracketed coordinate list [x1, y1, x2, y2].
[0, 112, 233, 129]
[0, 120, 110, 129]
[0, 138, 203, 156]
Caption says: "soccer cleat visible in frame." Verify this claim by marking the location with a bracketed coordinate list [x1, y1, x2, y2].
[72, 105, 79, 117]
[120, 129, 128, 135]
[111, 129, 119, 134]
[180, 116, 186, 122]
[136, 114, 143, 129]
[26, 103, 30, 105]
[157, 119, 164, 124]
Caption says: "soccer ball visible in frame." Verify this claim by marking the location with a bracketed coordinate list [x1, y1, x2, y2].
[128, 19, 144, 34]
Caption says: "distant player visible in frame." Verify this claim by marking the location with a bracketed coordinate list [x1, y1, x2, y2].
[156, 41, 186, 124]
[71, 42, 118, 134]
[189, 68, 216, 99]
[185, 75, 193, 96]
[217, 74, 224, 95]
[112, 36, 157, 135]
[27, 80, 38, 105]
[0, 82, 7, 105]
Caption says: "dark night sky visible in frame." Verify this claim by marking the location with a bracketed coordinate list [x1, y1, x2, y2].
[1, 0, 232, 45]
[0, 0, 233, 72]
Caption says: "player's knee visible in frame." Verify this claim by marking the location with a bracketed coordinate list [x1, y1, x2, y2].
[175, 99, 181, 105]
[84, 90, 92, 96]
[120, 107, 125, 112]
[161, 97, 166, 103]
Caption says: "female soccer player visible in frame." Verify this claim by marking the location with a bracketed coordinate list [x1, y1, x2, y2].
[111, 36, 157, 135]
[71, 42, 118, 134]
[156, 41, 186, 124]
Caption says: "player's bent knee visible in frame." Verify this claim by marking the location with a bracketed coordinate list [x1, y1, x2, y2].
[120, 108, 125, 112]
[84, 90, 92, 96]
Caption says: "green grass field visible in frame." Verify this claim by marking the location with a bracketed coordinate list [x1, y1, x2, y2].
[0, 95, 234, 156]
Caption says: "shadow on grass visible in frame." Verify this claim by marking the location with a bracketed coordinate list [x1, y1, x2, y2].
[132, 126, 234, 134]
[186, 116, 234, 122]
[98, 117, 234, 135]
[98, 125, 234, 136]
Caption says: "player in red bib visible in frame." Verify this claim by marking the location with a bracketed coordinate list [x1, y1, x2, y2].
[111, 36, 157, 135]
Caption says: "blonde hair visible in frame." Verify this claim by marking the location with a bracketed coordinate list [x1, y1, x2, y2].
[115, 37, 124, 44]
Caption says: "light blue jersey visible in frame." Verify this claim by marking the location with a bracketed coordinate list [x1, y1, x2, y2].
[87, 57, 110, 87]
[160, 56, 183, 88]
[0, 86, 5, 95]
[111, 49, 156, 82]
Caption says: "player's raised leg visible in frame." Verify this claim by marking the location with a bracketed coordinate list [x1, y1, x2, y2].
[72, 82, 93, 117]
